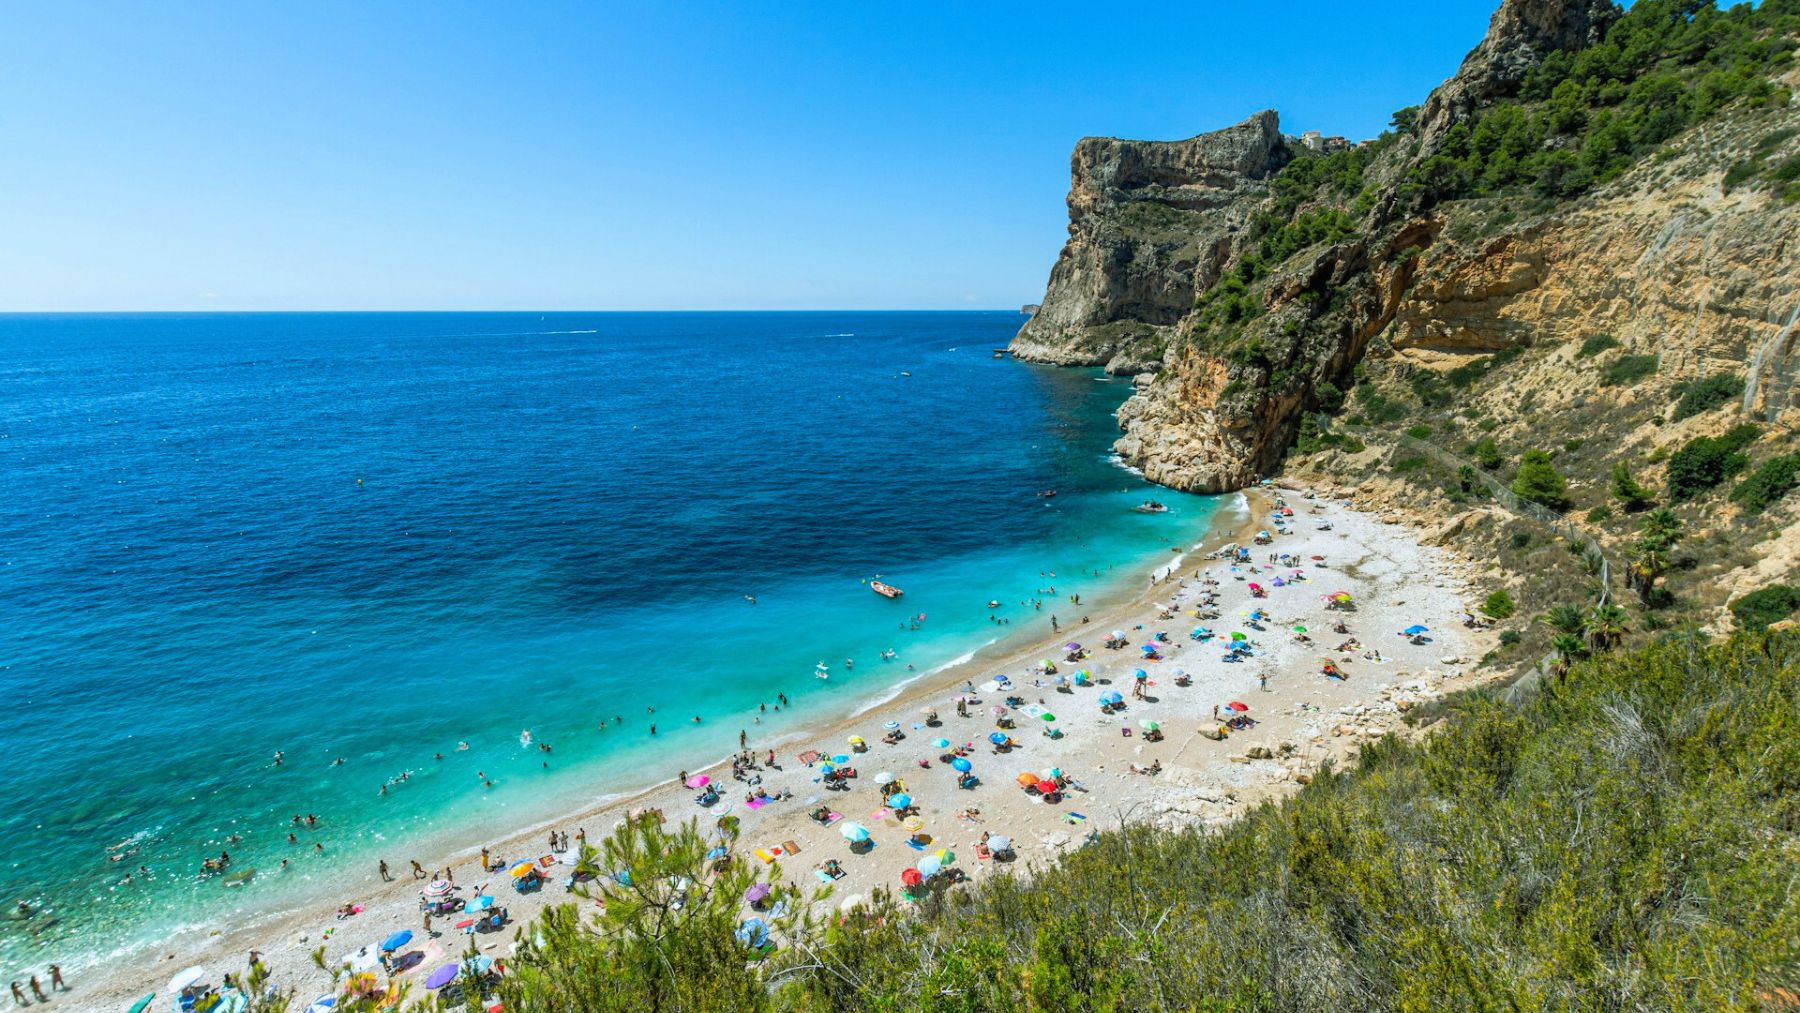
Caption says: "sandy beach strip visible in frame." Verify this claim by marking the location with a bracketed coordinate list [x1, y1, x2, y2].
[77, 485, 1495, 1009]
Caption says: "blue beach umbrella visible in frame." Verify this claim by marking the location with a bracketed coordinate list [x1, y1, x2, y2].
[736, 917, 769, 948]
[832, 754, 851, 765]
[887, 793, 912, 809]
[1403, 624, 1429, 636]
[380, 930, 413, 952]
[951, 757, 972, 772]
[705, 846, 728, 861]
[932, 738, 951, 749]
[840, 822, 870, 842]
[463, 895, 495, 913]
[1141, 644, 1156, 655]
[818, 763, 835, 774]
[1133, 669, 1147, 679]
[987, 731, 1007, 744]
[1099, 690, 1124, 706]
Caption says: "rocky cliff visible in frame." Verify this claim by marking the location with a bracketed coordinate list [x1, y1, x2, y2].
[1013, 0, 1800, 495]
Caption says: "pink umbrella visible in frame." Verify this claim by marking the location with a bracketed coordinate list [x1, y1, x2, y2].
[686, 774, 710, 789]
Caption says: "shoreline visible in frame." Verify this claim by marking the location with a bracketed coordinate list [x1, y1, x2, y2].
[74, 492, 1254, 1007]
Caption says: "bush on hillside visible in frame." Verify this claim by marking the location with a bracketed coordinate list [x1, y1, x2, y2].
[1601, 354, 1659, 387]
[1576, 333, 1621, 358]
[1512, 449, 1570, 509]
[1667, 424, 1761, 503]
[1670, 372, 1745, 421]
[1482, 587, 1516, 619]
[1732, 586, 1800, 631]
[1729, 452, 1800, 514]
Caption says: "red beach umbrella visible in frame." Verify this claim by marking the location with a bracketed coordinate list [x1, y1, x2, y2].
[1226, 701, 1249, 712]
[1035, 779, 1057, 794]
[900, 868, 923, 887]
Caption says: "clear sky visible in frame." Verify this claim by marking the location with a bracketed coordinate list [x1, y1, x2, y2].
[0, 1, 1503, 311]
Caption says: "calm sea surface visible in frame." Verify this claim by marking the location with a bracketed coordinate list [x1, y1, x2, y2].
[0, 311, 1217, 971]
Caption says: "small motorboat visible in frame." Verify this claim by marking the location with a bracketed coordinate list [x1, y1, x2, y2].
[871, 581, 904, 599]
[1036, 489, 1057, 498]
[1132, 500, 1169, 514]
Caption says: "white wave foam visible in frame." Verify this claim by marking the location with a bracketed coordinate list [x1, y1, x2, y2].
[849, 641, 992, 717]
[1106, 452, 1146, 478]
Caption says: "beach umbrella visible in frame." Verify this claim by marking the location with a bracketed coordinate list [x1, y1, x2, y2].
[1051, 673, 1067, 684]
[873, 771, 895, 785]
[1111, 630, 1126, 640]
[1035, 779, 1058, 794]
[736, 917, 768, 948]
[847, 735, 864, 745]
[1099, 690, 1123, 705]
[126, 996, 154, 1013]
[988, 732, 1008, 745]
[1042, 766, 1063, 779]
[745, 882, 771, 903]
[930, 738, 951, 749]
[425, 965, 459, 990]
[902, 814, 925, 831]
[685, 774, 710, 788]
[917, 854, 943, 877]
[818, 763, 835, 775]
[1015, 772, 1038, 787]
[951, 757, 972, 772]
[887, 793, 912, 809]
[1230, 631, 1247, 641]
[167, 967, 207, 994]
[991, 705, 1008, 716]
[884, 720, 901, 732]
[462, 955, 494, 975]
[705, 845, 728, 861]
[900, 868, 923, 887]
[1140, 644, 1156, 655]
[422, 879, 453, 897]
[1139, 719, 1160, 731]
[1226, 701, 1249, 712]
[303, 997, 336, 1013]
[833, 754, 851, 765]
[1040, 712, 1056, 722]
[380, 930, 413, 952]
[463, 894, 495, 913]
[1133, 669, 1147, 679]
[840, 822, 870, 842]
[988, 835, 1011, 853]
[936, 848, 956, 865]
[1403, 624, 1429, 636]
[1293, 625, 1307, 633]
[509, 861, 536, 879]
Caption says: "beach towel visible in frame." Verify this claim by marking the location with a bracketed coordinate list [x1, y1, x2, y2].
[904, 839, 926, 851]
[815, 869, 836, 883]
[746, 797, 770, 810]
[754, 848, 777, 864]
[782, 839, 802, 855]
[824, 811, 844, 825]
[1064, 812, 1088, 825]
[871, 807, 893, 823]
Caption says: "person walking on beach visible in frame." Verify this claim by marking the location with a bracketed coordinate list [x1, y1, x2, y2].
[739, 729, 748, 749]
[411, 860, 426, 878]
[480, 848, 490, 871]
[378, 860, 391, 881]
[10, 980, 25, 1006]
[26, 978, 44, 1003]
[47, 966, 64, 992]
[423, 910, 433, 936]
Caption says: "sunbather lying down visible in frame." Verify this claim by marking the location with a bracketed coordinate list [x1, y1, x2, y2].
[1129, 760, 1163, 775]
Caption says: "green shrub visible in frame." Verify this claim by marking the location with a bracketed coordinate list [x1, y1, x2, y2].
[1730, 452, 1800, 514]
[1473, 437, 1503, 470]
[1405, 424, 1433, 440]
[1601, 354, 1659, 387]
[1667, 424, 1761, 503]
[1393, 455, 1430, 473]
[1482, 587, 1516, 619]
[1610, 460, 1655, 511]
[1731, 585, 1800, 630]
[1575, 333, 1621, 358]
[1313, 381, 1345, 414]
[1509, 531, 1533, 550]
[1669, 372, 1744, 421]
[1511, 449, 1570, 509]
[1585, 504, 1613, 523]
[1497, 628, 1522, 646]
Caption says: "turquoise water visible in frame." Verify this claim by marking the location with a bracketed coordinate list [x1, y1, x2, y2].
[0, 312, 1217, 972]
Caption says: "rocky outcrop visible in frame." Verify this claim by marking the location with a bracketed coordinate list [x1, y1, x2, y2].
[1010, 111, 1287, 373]
[1416, 0, 1619, 151]
[1010, 0, 1799, 493]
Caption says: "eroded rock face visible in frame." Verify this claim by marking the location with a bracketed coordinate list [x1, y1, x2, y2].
[1417, 0, 1620, 151]
[1008, 0, 1799, 494]
[1010, 111, 1286, 373]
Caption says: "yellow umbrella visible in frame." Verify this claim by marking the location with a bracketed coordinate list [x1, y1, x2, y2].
[509, 861, 535, 878]
[847, 735, 864, 744]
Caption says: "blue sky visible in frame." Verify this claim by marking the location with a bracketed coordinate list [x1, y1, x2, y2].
[0, 2, 1501, 311]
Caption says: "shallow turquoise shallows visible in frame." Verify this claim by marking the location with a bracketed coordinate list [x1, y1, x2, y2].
[0, 311, 1217, 972]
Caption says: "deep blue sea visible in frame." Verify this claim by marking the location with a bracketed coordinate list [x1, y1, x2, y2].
[0, 311, 1217, 972]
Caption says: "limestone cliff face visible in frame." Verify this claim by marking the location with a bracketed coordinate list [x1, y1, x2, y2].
[1011, 0, 1800, 493]
[1010, 111, 1286, 375]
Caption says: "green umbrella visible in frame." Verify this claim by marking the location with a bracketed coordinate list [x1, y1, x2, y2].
[1293, 625, 1307, 633]
[127, 996, 155, 1013]
[1040, 712, 1056, 722]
